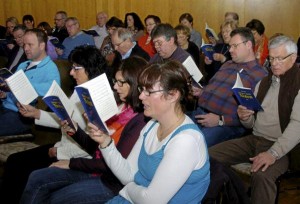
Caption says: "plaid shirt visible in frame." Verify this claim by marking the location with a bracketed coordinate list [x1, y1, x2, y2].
[198, 60, 267, 126]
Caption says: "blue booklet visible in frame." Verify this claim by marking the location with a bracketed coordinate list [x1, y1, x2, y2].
[0, 68, 13, 91]
[232, 73, 263, 111]
[43, 81, 75, 129]
[205, 23, 219, 41]
[50, 38, 65, 49]
[201, 44, 214, 60]
[75, 73, 118, 134]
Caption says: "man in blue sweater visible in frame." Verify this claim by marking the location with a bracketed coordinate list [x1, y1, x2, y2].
[56, 17, 95, 59]
[0, 28, 61, 136]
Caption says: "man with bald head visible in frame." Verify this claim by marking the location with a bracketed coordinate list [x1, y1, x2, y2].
[90, 11, 109, 49]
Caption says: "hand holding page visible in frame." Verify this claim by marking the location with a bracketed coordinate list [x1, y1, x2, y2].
[43, 80, 75, 129]
[205, 23, 219, 41]
[201, 44, 214, 60]
[5, 69, 38, 105]
[182, 56, 203, 88]
[232, 73, 263, 111]
[75, 73, 118, 134]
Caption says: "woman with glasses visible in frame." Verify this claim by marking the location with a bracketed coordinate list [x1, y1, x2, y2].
[88, 60, 210, 203]
[2, 45, 105, 203]
[21, 56, 148, 204]
[138, 15, 161, 57]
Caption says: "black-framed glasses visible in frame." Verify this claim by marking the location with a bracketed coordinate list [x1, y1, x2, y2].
[269, 53, 294, 63]
[228, 41, 247, 50]
[112, 78, 128, 87]
[113, 39, 126, 48]
[138, 86, 165, 96]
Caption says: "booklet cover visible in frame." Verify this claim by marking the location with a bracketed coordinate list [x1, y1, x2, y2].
[75, 73, 118, 134]
[232, 73, 263, 111]
[50, 38, 65, 49]
[201, 44, 214, 60]
[82, 30, 99, 37]
[205, 23, 219, 41]
[43, 81, 75, 129]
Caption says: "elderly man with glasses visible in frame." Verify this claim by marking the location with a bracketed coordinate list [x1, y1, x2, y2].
[52, 11, 69, 43]
[210, 35, 300, 204]
[191, 27, 267, 147]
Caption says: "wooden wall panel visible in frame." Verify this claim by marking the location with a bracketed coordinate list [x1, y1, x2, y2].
[1, 0, 299, 41]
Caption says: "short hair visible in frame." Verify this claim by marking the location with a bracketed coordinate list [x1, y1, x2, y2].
[151, 23, 177, 44]
[25, 28, 48, 45]
[225, 12, 239, 21]
[230, 27, 255, 49]
[13, 24, 27, 33]
[114, 27, 133, 42]
[246, 19, 265, 35]
[106, 17, 124, 28]
[97, 11, 108, 18]
[56, 11, 68, 19]
[269, 35, 297, 55]
[124, 12, 144, 31]
[115, 56, 147, 112]
[174, 24, 191, 39]
[22, 14, 34, 23]
[37, 22, 53, 36]
[144, 15, 161, 25]
[68, 45, 106, 79]
[65, 17, 79, 25]
[6, 17, 19, 25]
[179, 13, 193, 24]
[221, 20, 238, 30]
[138, 60, 192, 112]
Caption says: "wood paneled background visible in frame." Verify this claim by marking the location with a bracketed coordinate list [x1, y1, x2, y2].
[1, 0, 299, 42]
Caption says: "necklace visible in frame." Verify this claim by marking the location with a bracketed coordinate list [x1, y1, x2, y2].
[157, 114, 185, 141]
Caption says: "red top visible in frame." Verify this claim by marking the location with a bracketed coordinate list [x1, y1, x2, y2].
[138, 34, 156, 57]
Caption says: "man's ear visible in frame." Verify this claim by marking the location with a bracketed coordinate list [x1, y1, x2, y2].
[39, 42, 46, 51]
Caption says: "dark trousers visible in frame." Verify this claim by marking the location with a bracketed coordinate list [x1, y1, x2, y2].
[1, 143, 57, 204]
[209, 135, 289, 204]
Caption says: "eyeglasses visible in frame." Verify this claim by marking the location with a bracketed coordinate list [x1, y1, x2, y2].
[269, 53, 294, 63]
[14, 34, 24, 40]
[138, 86, 165, 96]
[228, 41, 247, 50]
[153, 40, 166, 48]
[71, 64, 84, 71]
[146, 23, 156, 27]
[113, 39, 126, 48]
[66, 23, 77, 29]
[112, 78, 127, 87]
[54, 18, 63, 21]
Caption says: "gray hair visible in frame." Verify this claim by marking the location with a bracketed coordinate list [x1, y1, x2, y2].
[66, 17, 79, 25]
[269, 35, 297, 55]
[114, 27, 133, 42]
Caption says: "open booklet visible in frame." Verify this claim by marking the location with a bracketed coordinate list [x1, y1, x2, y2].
[5, 69, 38, 105]
[232, 72, 263, 111]
[201, 44, 214, 60]
[43, 80, 76, 129]
[82, 30, 99, 37]
[75, 73, 118, 134]
[49, 38, 65, 49]
[0, 68, 13, 92]
[205, 23, 219, 41]
[182, 56, 203, 88]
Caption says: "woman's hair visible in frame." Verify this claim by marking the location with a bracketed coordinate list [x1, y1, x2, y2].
[139, 60, 192, 112]
[68, 45, 106, 79]
[124, 12, 144, 31]
[106, 16, 124, 28]
[221, 20, 238, 31]
[144, 15, 161, 25]
[179, 13, 194, 25]
[6, 17, 19, 25]
[116, 56, 147, 112]
[174, 24, 191, 39]
[37, 22, 53, 36]
[246, 19, 265, 35]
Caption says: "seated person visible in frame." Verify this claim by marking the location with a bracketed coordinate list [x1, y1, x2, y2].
[209, 35, 300, 204]
[6, 25, 27, 73]
[56, 17, 95, 60]
[37, 22, 58, 60]
[124, 12, 144, 42]
[204, 20, 238, 83]
[1, 45, 103, 204]
[175, 24, 200, 67]
[20, 56, 148, 203]
[0, 17, 18, 56]
[90, 11, 109, 49]
[0, 28, 60, 136]
[246, 19, 269, 66]
[190, 27, 267, 147]
[52, 11, 69, 43]
[22, 14, 34, 29]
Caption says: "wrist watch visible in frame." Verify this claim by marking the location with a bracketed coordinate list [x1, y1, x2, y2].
[218, 115, 224, 126]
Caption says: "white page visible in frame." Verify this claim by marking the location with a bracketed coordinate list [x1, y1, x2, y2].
[183, 56, 203, 82]
[77, 73, 118, 122]
[5, 69, 38, 104]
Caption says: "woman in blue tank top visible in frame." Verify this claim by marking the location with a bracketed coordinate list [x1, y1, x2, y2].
[88, 60, 210, 203]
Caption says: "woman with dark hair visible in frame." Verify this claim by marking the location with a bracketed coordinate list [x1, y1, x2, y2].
[1, 45, 106, 204]
[22, 14, 35, 29]
[124, 12, 144, 41]
[246, 19, 269, 66]
[37, 21, 58, 60]
[88, 60, 210, 203]
[138, 15, 161, 57]
[21, 56, 149, 204]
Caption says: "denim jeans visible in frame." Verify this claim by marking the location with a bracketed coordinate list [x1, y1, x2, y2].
[188, 107, 246, 147]
[0, 107, 32, 136]
[20, 167, 115, 204]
